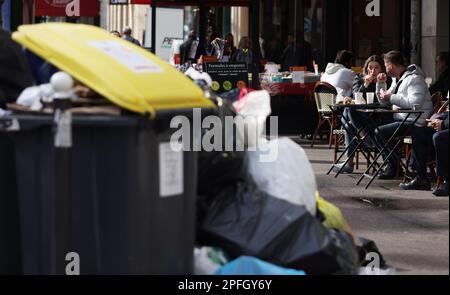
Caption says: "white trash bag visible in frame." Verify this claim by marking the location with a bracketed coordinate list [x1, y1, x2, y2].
[246, 137, 317, 215]
[233, 89, 271, 148]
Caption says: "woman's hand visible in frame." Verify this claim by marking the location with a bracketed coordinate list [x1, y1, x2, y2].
[364, 75, 376, 88]
[343, 97, 354, 105]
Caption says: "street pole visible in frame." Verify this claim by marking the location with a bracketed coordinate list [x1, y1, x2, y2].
[410, 0, 421, 65]
[151, 1, 157, 54]
[250, 0, 260, 89]
[99, 0, 108, 30]
[51, 72, 73, 275]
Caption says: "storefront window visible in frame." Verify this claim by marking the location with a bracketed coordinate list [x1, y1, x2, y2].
[304, 0, 323, 69]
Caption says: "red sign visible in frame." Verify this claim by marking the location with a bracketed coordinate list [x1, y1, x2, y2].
[35, 0, 100, 17]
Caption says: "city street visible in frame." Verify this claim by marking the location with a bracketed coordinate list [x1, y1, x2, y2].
[302, 139, 449, 275]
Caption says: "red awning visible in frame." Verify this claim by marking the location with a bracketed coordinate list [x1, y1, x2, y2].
[130, 0, 250, 6]
[35, 0, 100, 17]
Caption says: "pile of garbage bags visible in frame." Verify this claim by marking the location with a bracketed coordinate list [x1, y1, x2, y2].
[192, 78, 389, 275]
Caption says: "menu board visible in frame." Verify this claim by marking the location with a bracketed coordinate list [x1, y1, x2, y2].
[205, 62, 249, 93]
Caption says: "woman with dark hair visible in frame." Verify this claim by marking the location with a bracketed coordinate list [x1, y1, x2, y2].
[321, 50, 356, 101]
[353, 55, 392, 102]
[222, 33, 237, 62]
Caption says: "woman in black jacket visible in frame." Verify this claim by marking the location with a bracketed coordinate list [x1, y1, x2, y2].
[352, 55, 392, 102]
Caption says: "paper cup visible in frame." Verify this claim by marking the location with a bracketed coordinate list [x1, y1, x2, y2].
[354, 92, 364, 104]
[366, 92, 375, 104]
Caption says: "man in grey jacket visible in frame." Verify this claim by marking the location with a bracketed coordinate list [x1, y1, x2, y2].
[375, 51, 433, 180]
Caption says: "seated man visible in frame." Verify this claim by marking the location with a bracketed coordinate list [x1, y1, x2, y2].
[429, 52, 449, 98]
[431, 113, 449, 196]
[400, 110, 449, 193]
[375, 51, 433, 179]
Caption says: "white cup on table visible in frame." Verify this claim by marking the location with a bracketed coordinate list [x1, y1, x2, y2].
[354, 92, 365, 104]
[366, 92, 375, 104]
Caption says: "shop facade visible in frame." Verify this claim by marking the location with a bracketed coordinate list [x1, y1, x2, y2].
[1, 0, 448, 79]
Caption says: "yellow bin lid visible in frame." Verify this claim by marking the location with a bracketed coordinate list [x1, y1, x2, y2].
[12, 23, 214, 118]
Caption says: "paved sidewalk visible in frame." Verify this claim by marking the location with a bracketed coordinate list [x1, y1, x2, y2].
[300, 139, 449, 275]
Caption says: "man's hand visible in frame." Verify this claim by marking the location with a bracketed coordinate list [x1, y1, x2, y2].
[377, 73, 387, 83]
[427, 119, 444, 131]
[379, 89, 391, 102]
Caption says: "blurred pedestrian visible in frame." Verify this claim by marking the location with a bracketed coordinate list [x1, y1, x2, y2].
[231, 36, 253, 72]
[0, 28, 34, 108]
[122, 26, 141, 46]
[111, 30, 121, 38]
[429, 52, 449, 98]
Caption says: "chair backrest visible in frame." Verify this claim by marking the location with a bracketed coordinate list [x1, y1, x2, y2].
[429, 92, 443, 118]
[314, 81, 337, 112]
[437, 100, 449, 114]
[351, 67, 363, 74]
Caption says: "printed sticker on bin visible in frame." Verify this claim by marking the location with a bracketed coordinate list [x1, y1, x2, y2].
[159, 142, 184, 197]
[89, 40, 164, 74]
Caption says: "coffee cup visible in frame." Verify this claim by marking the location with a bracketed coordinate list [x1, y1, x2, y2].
[366, 92, 375, 104]
[354, 92, 365, 104]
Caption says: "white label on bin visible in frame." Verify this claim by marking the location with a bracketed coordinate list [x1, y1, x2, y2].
[89, 40, 164, 74]
[159, 142, 184, 197]
[54, 109, 72, 148]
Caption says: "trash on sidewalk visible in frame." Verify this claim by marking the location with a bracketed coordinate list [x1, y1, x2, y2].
[246, 137, 317, 215]
[214, 256, 306, 275]
[197, 181, 359, 275]
[233, 88, 271, 148]
[194, 247, 229, 275]
[316, 193, 358, 249]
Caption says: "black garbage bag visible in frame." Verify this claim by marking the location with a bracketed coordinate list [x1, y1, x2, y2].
[197, 97, 247, 197]
[0, 29, 34, 108]
[197, 181, 359, 275]
[357, 237, 387, 268]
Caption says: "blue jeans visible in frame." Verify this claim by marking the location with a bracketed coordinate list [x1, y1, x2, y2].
[341, 108, 370, 157]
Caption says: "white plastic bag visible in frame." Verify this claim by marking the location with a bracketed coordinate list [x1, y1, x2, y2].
[233, 89, 271, 148]
[16, 83, 54, 107]
[246, 137, 317, 215]
[193, 247, 228, 275]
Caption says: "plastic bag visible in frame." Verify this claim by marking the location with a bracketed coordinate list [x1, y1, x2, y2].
[197, 181, 359, 275]
[194, 247, 229, 275]
[16, 83, 54, 108]
[246, 137, 317, 215]
[214, 256, 306, 275]
[233, 89, 271, 148]
[315, 192, 347, 230]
